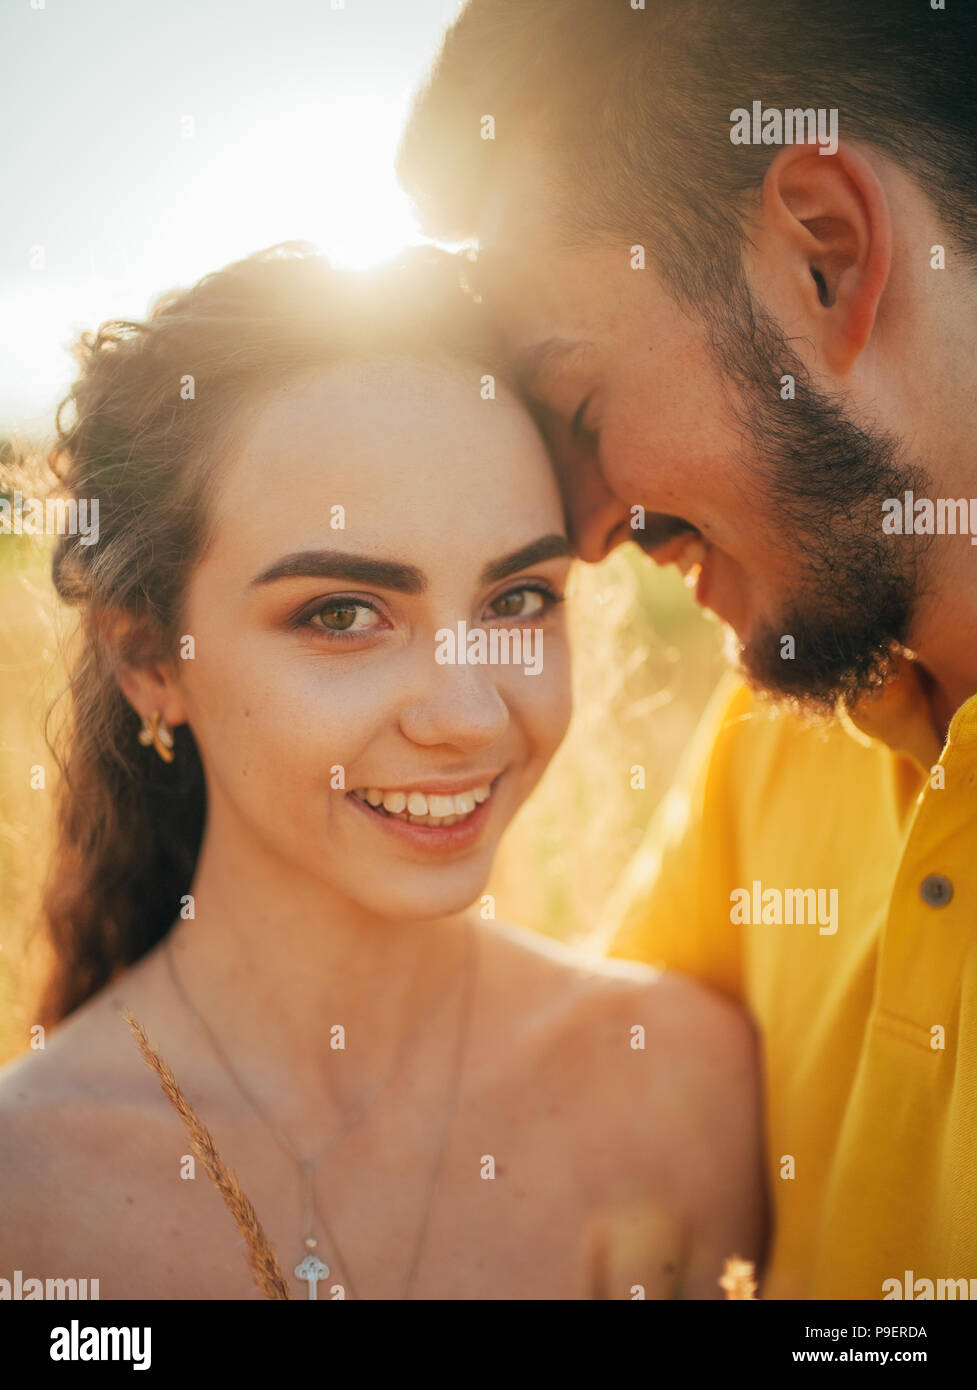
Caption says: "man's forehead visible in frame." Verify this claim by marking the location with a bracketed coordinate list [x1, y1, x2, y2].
[466, 242, 584, 323]
[463, 244, 602, 393]
[475, 135, 555, 246]
[465, 245, 519, 299]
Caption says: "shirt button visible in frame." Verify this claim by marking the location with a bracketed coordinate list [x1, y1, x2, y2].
[920, 874, 954, 907]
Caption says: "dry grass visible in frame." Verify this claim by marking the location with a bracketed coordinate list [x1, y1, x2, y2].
[0, 535, 70, 1062]
[124, 1008, 292, 1299]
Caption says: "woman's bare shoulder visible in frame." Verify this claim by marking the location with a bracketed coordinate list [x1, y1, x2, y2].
[480, 916, 755, 1066]
[0, 969, 184, 1274]
[480, 920, 761, 1170]
[0, 966, 157, 1108]
[480, 923, 766, 1293]
[0, 961, 176, 1196]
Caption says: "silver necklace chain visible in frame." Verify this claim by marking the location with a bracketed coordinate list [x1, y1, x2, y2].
[164, 921, 479, 1300]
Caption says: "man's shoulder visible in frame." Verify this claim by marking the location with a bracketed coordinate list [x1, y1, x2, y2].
[695, 673, 890, 806]
[708, 673, 845, 755]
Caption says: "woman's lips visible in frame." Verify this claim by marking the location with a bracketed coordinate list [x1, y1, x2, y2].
[345, 777, 500, 853]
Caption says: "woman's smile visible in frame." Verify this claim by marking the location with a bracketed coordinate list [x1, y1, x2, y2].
[346, 773, 504, 852]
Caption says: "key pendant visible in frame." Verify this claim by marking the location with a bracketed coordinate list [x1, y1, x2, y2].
[295, 1253, 330, 1300]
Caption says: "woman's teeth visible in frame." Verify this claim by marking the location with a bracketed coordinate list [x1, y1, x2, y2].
[352, 784, 492, 826]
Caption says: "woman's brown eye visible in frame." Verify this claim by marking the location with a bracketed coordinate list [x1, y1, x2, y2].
[489, 588, 549, 620]
[302, 598, 383, 637]
[316, 602, 359, 630]
[492, 592, 525, 617]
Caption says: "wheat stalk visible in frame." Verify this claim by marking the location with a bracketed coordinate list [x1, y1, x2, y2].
[123, 1009, 291, 1300]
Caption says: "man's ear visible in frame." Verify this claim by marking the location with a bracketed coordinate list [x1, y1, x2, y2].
[751, 140, 892, 375]
[96, 608, 188, 728]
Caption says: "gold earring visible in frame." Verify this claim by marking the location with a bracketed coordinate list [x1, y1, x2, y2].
[138, 710, 175, 763]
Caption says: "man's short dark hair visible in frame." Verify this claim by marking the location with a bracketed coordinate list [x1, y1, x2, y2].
[398, 0, 977, 307]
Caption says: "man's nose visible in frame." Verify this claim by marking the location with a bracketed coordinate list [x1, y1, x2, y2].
[559, 449, 631, 564]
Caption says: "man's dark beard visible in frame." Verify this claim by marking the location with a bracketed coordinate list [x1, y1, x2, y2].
[698, 281, 930, 715]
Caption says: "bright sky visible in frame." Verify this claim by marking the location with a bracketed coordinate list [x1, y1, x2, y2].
[0, 0, 463, 431]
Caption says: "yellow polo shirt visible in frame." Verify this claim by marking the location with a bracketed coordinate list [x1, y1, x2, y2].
[603, 657, 977, 1299]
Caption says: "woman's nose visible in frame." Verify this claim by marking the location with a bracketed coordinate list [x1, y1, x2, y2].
[398, 657, 510, 751]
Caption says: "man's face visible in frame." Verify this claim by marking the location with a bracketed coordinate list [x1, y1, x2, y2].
[475, 205, 924, 711]
[476, 242, 767, 634]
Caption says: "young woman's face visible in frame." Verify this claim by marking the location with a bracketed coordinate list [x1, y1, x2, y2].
[173, 358, 572, 920]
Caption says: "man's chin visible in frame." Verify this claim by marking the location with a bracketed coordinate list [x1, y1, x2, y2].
[729, 620, 908, 717]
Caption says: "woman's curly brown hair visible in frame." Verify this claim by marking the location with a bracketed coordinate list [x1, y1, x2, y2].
[36, 240, 511, 1026]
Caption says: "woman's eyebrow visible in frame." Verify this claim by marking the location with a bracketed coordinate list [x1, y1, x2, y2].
[249, 551, 426, 594]
[479, 534, 572, 585]
[249, 537, 570, 593]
